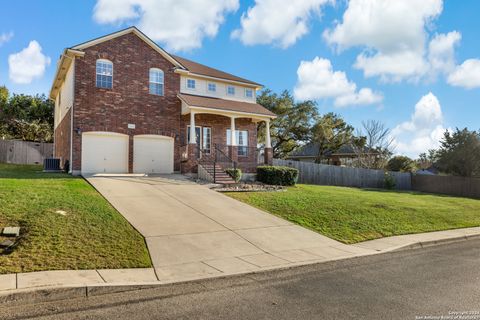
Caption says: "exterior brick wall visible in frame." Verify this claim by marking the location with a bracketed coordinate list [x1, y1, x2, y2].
[180, 114, 258, 173]
[67, 31, 260, 174]
[71, 32, 182, 172]
[54, 108, 71, 170]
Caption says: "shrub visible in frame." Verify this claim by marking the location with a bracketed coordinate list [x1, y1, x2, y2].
[384, 172, 396, 190]
[257, 166, 299, 186]
[225, 168, 242, 183]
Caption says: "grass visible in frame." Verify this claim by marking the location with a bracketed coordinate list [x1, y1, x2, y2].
[227, 184, 480, 244]
[0, 164, 151, 274]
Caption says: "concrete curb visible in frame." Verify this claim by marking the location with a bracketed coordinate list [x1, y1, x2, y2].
[1, 228, 479, 307]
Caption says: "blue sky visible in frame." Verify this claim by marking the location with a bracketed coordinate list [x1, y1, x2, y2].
[0, 0, 479, 157]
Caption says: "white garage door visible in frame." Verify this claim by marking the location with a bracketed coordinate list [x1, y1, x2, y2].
[133, 135, 174, 174]
[81, 132, 129, 174]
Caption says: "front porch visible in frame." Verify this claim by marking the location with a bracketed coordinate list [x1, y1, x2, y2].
[178, 94, 275, 179]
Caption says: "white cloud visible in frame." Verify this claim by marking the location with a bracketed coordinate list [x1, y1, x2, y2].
[8, 41, 51, 84]
[293, 57, 383, 107]
[428, 31, 461, 76]
[447, 59, 480, 89]
[231, 0, 331, 48]
[391, 92, 447, 157]
[93, 0, 239, 52]
[0, 32, 13, 46]
[324, 0, 446, 82]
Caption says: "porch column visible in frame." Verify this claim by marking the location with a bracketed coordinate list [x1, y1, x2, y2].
[264, 119, 273, 165]
[229, 116, 238, 162]
[265, 120, 272, 148]
[230, 116, 237, 146]
[189, 111, 196, 144]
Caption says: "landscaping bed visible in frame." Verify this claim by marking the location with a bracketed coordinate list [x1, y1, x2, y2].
[212, 182, 285, 193]
[0, 164, 152, 274]
[227, 184, 480, 244]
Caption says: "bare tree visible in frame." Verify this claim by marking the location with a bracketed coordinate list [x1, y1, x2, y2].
[353, 120, 394, 169]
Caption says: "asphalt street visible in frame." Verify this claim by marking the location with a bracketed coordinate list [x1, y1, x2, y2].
[2, 239, 480, 320]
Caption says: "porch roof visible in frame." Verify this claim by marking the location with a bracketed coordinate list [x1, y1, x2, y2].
[178, 93, 276, 120]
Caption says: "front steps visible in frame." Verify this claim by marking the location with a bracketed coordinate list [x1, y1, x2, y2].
[199, 163, 236, 185]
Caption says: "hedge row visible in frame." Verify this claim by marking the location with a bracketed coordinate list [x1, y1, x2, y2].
[256, 166, 299, 186]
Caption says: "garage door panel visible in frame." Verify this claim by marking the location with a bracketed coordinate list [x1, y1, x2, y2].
[134, 135, 174, 174]
[82, 133, 129, 174]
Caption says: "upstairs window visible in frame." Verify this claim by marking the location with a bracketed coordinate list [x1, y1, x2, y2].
[207, 82, 217, 93]
[227, 85, 235, 96]
[149, 68, 164, 96]
[187, 78, 196, 90]
[245, 88, 254, 98]
[96, 59, 113, 89]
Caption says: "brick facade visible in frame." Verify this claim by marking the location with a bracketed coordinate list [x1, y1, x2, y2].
[53, 108, 71, 170]
[63, 32, 263, 174]
[71, 32, 182, 172]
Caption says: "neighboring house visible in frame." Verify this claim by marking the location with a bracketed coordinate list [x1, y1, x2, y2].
[286, 143, 379, 167]
[50, 27, 275, 176]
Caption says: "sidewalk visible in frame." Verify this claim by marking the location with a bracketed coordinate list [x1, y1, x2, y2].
[1, 226, 480, 303]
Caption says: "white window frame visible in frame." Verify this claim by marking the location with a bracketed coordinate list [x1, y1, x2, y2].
[227, 85, 235, 96]
[202, 127, 212, 154]
[245, 88, 254, 98]
[226, 129, 249, 157]
[149, 68, 164, 96]
[186, 78, 196, 90]
[96, 59, 113, 89]
[207, 82, 217, 93]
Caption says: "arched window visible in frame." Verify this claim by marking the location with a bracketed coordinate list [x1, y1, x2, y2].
[96, 59, 113, 89]
[149, 68, 164, 96]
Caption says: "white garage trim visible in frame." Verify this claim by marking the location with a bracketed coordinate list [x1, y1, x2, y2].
[81, 132, 129, 175]
[133, 135, 174, 174]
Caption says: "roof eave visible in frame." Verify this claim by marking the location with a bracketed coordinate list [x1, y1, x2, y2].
[49, 49, 85, 100]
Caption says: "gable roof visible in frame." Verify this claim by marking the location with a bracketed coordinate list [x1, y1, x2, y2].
[172, 55, 262, 87]
[71, 26, 185, 69]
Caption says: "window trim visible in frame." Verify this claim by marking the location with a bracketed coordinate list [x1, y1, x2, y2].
[245, 88, 254, 98]
[207, 82, 217, 93]
[186, 78, 196, 90]
[95, 59, 113, 89]
[226, 129, 249, 157]
[227, 85, 235, 96]
[149, 68, 165, 96]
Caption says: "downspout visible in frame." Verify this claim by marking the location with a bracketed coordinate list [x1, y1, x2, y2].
[69, 59, 75, 174]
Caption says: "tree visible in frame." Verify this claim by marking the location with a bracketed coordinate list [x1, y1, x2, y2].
[387, 156, 417, 172]
[353, 120, 393, 169]
[417, 149, 438, 169]
[257, 90, 318, 158]
[435, 128, 480, 177]
[0, 89, 54, 142]
[311, 113, 356, 163]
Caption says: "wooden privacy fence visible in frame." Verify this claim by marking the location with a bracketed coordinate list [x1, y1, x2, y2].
[412, 175, 480, 199]
[273, 159, 412, 190]
[0, 139, 53, 165]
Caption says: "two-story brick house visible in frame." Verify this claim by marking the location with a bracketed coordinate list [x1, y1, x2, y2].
[50, 27, 275, 177]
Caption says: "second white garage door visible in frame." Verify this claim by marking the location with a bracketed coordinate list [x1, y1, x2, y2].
[133, 135, 174, 174]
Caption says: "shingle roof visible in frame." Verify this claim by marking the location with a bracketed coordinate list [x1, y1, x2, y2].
[172, 55, 262, 87]
[178, 93, 275, 117]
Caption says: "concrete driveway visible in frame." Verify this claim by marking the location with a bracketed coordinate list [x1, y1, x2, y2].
[87, 175, 373, 282]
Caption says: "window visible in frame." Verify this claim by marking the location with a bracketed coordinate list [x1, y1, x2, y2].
[149, 68, 164, 96]
[96, 59, 113, 89]
[207, 82, 216, 93]
[202, 127, 211, 154]
[245, 88, 254, 98]
[227, 85, 235, 96]
[187, 79, 196, 90]
[226, 129, 248, 156]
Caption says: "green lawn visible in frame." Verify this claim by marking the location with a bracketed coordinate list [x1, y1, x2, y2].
[0, 164, 151, 274]
[227, 184, 480, 244]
